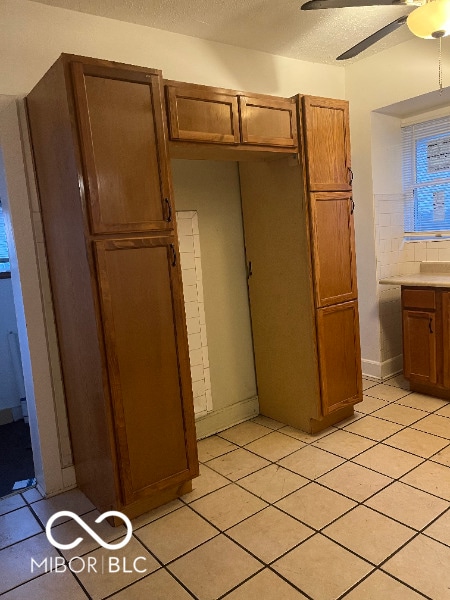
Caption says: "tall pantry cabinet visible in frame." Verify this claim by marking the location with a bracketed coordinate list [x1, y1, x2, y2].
[26, 55, 198, 518]
[239, 95, 362, 433]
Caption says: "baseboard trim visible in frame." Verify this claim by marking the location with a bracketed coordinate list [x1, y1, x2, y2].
[195, 396, 259, 440]
[362, 355, 403, 382]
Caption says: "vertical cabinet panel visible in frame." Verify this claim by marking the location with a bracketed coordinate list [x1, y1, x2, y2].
[310, 192, 357, 307]
[403, 309, 437, 385]
[72, 63, 173, 234]
[316, 301, 362, 415]
[95, 237, 196, 504]
[302, 96, 352, 191]
[166, 84, 240, 144]
[239, 96, 297, 147]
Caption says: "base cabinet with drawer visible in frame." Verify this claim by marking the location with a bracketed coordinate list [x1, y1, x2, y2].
[402, 286, 450, 398]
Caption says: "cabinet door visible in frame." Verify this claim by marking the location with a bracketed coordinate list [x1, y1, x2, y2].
[302, 96, 352, 191]
[403, 309, 437, 384]
[72, 62, 173, 234]
[443, 292, 450, 388]
[316, 301, 362, 416]
[240, 95, 297, 147]
[94, 237, 198, 505]
[166, 84, 240, 144]
[310, 192, 357, 307]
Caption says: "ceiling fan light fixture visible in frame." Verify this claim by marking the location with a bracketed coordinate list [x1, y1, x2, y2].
[407, 0, 450, 38]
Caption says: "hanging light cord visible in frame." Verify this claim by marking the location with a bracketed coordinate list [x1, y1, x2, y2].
[439, 36, 443, 92]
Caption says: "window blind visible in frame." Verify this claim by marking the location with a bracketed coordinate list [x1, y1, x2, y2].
[402, 115, 450, 235]
[0, 202, 10, 273]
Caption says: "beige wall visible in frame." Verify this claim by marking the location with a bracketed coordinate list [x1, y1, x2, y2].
[0, 0, 345, 98]
[0, 0, 346, 492]
[172, 160, 258, 437]
[346, 36, 450, 379]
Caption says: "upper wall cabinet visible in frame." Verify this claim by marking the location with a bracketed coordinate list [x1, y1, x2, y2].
[239, 95, 297, 147]
[165, 83, 240, 144]
[165, 81, 297, 149]
[72, 61, 174, 234]
[302, 96, 352, 192]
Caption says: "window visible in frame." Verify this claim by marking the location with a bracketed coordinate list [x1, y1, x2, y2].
[0, 200, 11, 274]
[403, 115, 450, 236]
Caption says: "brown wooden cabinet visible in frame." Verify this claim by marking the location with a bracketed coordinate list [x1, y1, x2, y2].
[165, 80, 297, 149]
[26, 54, 198, 519]
[165, 82, 240, 144]
[239, 93, 362, 433]
[316, 301, 362, 415]
[401, 287, 445, 395]
[310, 191, 357, 307]
[239, 95, 297, 147]
[302, 96, 352, 191]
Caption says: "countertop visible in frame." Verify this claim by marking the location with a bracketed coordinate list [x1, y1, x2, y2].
[379, 262, 450, 288]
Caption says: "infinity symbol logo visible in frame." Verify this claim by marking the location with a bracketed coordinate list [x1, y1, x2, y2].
[45, 511, 133, 550]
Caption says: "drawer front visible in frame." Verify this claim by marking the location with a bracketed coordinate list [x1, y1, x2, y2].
[402, 288, 436, 310]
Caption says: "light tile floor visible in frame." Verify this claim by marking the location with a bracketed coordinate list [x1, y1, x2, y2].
[1, 376, 450, 599]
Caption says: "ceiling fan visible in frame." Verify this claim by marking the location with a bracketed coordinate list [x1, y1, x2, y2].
[301, 0, 450, 60]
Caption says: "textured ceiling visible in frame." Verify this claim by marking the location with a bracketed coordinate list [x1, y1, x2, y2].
[28, 0, 415, 64]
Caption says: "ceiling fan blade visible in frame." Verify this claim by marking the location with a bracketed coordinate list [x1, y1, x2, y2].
[336, 16, 407, 60]
[301, 0, 409, 9]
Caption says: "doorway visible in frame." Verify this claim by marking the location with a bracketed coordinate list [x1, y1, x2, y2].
[0, 173, 35, 498]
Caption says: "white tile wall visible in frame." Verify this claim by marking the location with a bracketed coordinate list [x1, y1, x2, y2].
[375, 193, 449, 364]
[177, 211, 213, 417]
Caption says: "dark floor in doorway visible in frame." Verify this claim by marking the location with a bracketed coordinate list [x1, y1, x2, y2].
[0, 420, 34, 498]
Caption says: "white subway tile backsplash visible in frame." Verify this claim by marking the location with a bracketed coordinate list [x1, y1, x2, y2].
[193, 234, 201, 258]
[202, 346, 209, 369]
[177, 210, 212, 416]
[181, 268, 197, 287]
[177, 218, 194, 237]
[180, 252, 196, 270]
[191, 364, 204, 382]
[189, 348, 203, 366]
[183, 284, 198, 303]
[177, 210, 196, 220]
[204, 367, 211, 391]
[198, 302, 206, 326]
[186, 317, 201, 335]
[193, 379, 205, 398]
[188, 333, 202, 351]
[185, 301, 199, 320]
[200, 324, 208, 347]
[192, 213, 199, 235]
[178, 235, 195, 254]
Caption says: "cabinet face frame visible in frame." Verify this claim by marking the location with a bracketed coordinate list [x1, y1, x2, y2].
[302, 95, 352, 192]
[316, 300, 362, 415]
[166, 84, 240, 144]
[94, 236, 198, 505]
[239, 95, 298, 147]
[71, 61, 173, 235]
[309, 191, 358, 307]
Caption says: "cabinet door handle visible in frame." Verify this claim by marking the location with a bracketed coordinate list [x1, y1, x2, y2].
[247, 261, 253, 279]
[429, 317, 434, 334]
[170, 244, 177, 267]
[350, 199, 355, 214]
[164, 198, 172, 222]
[348, 166, 354, 186]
